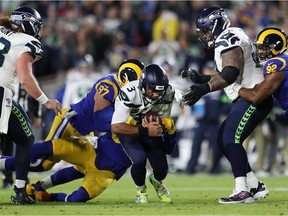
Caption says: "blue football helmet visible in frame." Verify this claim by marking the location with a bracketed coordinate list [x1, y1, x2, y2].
[10, 6, 43, 40]
[139, 64, 169, 103]
[196, 7, 230, 48]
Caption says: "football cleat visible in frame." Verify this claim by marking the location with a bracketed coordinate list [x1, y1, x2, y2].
[135, 185, 148, 204]
[11, 186, 36, 204]
[148, 174, 172, 203]
[250, 181, 269, 200]
[219, 191, 254, 204]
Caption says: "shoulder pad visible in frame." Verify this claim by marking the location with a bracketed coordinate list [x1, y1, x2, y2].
[17, 33, 43, 61]
[96, 75, 120, 102]
[263, 57, 287, 75]
[215, 28, 242, 51]
[118, 80, 138, 103]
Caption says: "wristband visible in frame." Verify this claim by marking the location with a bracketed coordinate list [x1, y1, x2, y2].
[36, 93, 49, 104]
[138, 125, 149, 137]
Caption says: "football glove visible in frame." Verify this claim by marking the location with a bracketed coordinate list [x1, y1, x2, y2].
[162, 117, 176, 135]
[181, 68, 211, 84]
[183, 83, 210, 106]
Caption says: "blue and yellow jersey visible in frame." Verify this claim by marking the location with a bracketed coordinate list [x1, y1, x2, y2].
[263, 54, 288, 114]
[96, 132, 131, 180]
[69, 74, 121, 135]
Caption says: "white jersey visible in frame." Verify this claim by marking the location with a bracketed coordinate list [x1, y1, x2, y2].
[0, 26, 43, 95]
[214, 27, 263, 100]
[61, 72, 99, 108]
[112, 80, 175, 125]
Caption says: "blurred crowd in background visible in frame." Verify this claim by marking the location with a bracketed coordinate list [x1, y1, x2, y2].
[1, 1, 288, 179]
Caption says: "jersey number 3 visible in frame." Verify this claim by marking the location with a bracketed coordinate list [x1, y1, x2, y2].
[0, 37, 11, 67]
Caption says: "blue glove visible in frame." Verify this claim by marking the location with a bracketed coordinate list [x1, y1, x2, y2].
[181, 68, 210, 84]
[183, 83, 210, 106]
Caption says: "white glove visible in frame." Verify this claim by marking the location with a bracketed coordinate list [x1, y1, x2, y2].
[174, 89, 185, 108]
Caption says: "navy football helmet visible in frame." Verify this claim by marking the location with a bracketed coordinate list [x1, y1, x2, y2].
[253, 27, 288, 62]
[139, 64, 169, 102]
[10, 6, 43, 40]
[117, 59, 145, 87]
[196, 7, 230, 48]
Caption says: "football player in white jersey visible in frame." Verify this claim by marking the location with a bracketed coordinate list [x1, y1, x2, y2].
[181, 7, 272, 204]
[112, 64, 180, 204]
[0, 6, 62, 204]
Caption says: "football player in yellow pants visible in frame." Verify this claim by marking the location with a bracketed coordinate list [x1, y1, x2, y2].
[0, 128, 177, 202]
[0, 132, 131, 202]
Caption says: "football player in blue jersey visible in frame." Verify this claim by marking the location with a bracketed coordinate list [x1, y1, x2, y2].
[233, 27, 288, 117]
[0, 129, 178, 202]
[41, 58, 145, 170]
[0, 6, 62, 204]
[181, 7, 271, 204]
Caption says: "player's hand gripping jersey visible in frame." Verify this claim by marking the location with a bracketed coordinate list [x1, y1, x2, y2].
[214, 27, 263, 101]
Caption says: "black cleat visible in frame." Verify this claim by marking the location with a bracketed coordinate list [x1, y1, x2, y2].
[250, 181, 269, 200]
[11, 186, 36, 204]
[219, 191, 254, 204]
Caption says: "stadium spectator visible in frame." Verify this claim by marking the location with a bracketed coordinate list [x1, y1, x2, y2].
[185, 62, 222, 175]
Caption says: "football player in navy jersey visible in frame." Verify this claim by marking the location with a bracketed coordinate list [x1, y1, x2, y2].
[112, 64, 182, 204]
[234, 28, 288, 118]
[0, 6, 62, 204]
[181, 7, 271, 204]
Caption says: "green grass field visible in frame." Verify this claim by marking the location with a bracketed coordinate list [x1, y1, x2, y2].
[0, 173, 287, 215]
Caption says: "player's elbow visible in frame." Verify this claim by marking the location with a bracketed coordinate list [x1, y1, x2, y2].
[19, 78, 29, 87]
[244, 94, 263, 106]
[111, 123, 121, 134]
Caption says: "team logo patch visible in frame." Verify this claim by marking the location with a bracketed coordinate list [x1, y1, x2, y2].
[119, 90, 129, 101]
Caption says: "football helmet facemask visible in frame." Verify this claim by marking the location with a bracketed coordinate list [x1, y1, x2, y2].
[117, 59, 145, 87]
[196, 7, 230, 49]
[10, 6, 43, 40]
[253, 27, 288, 63]
[139, 64, 169, 103]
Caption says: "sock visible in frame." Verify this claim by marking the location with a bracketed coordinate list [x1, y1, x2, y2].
[15, 179, 26, 188]
[0, 158, 6, 170]
[136, 185, 146, 192]
[246, 171, 259, 189]
[152, 175, 161, 185]
[40, 176, 54, 190]
[235, 176, 248, 192]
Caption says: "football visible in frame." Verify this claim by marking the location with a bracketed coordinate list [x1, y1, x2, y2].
[144, 112, 162, 124]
